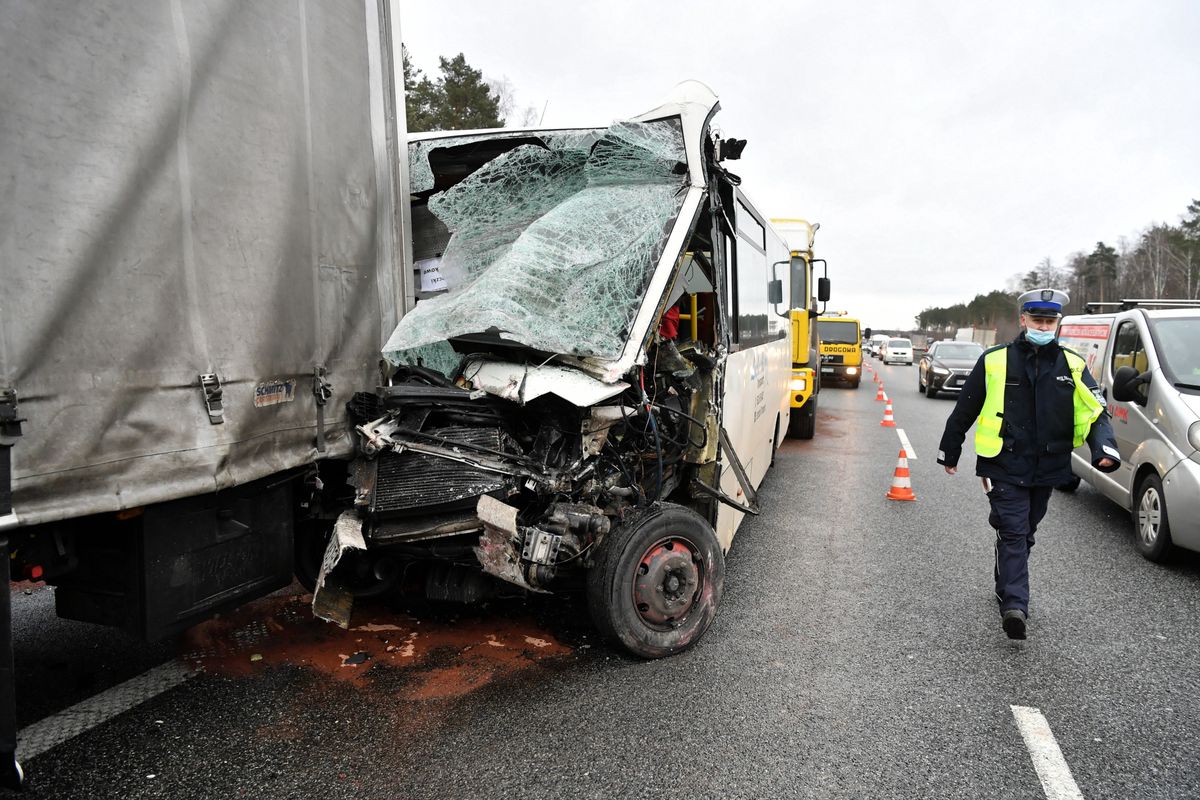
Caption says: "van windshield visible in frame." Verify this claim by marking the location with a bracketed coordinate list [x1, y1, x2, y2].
[889, 339, 911, 348]
[1150, 318, 1200, 387]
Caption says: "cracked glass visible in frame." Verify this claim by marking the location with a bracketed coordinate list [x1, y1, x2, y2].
[385, 118, 689, 365]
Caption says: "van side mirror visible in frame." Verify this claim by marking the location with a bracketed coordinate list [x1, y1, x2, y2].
[1111, 365, 1150, 404]
[768, 278, 783, 305]
[817, 277, 831, 302]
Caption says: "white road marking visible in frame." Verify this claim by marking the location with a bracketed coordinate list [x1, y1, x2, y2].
[16, 661, 197, 760]
[1010, 705, 1085, 800]
[896, 428, 916, 459]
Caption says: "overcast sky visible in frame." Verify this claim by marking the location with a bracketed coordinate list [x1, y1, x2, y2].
[399, 1, 1200, 330]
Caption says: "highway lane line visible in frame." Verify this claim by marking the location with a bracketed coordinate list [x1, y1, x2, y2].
[1010, 705, 1085, 800]
[16, 661, 197, 761]
[896, 428, 916, 459]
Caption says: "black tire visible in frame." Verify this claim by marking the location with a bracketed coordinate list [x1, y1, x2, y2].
[918, 371, 926, 393]
[294, 519, 396, 597]
[1056, 475, 1082, 493]
[294, 520, 333, 594]
[1133, 472, 1174, 562]
[850, 378, 860, 390]
[787, 395, 816, 439]
[926, 381, 938, 399]
[586, 503, 724, 659]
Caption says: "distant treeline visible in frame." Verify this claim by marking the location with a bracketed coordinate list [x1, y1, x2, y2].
[917, 198, 1200, 333]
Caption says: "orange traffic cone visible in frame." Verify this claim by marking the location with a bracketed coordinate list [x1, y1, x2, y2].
[886, 449, 916, 501]
[873, 372, 880, 383]
[875, 384, 886, 401]
[880, 400, 896, 427]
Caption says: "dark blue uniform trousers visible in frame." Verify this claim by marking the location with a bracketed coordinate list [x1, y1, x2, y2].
[987, 481, 1053, 614]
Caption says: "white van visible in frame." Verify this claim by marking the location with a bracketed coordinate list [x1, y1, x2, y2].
[1058, 302, 1200, 561]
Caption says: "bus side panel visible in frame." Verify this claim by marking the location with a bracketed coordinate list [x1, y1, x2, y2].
[714, 337, 790, 551]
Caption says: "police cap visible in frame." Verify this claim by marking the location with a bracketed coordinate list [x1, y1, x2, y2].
[1018, 288, 1069, 318]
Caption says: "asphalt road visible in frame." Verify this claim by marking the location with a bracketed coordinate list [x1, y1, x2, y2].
[9, 358, 1200, 799]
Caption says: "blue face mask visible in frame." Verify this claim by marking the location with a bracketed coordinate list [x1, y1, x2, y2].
[1025, 329, 1056, 346]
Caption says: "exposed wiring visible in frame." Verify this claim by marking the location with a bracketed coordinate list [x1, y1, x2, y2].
[649, 401, 708, 450]
[553, 540, 595, 565]
[639, 367, 663, 502]
[602, 439, 644, 504]
[646, 408, 663, 502]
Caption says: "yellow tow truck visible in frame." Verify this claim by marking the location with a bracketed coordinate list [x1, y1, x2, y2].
[770, 218, 830, 439]
[817, 314, 863, 389]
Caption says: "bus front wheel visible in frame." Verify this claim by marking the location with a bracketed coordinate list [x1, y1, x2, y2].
[788, 397, 817, 439]
[586, 503, 724, 659]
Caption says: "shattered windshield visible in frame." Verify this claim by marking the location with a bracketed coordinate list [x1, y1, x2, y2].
[385, 118, 689, 368]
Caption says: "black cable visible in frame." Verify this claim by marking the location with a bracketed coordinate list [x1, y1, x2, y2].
[602, 439, 644, 504]
[646, 408, 663, 502]
[650, 402, 708, 449]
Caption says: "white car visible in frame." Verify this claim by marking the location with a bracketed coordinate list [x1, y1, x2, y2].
[881, 337, 913, 365]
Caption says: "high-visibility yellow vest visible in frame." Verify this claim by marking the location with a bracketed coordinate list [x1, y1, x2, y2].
[975, 347, 1104, 458]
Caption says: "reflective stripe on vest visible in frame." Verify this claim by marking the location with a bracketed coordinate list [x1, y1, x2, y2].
[975, 347, 1103, 458]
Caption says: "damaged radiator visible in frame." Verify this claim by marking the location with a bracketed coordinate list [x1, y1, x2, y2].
[371, 426, 515, 516]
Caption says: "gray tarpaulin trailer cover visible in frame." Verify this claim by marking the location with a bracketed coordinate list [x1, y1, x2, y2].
[0, 1, 407, 785]
[0, 0, 407, 527]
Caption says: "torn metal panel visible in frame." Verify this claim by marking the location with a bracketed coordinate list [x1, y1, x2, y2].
[357, 417, 548, 485]
[583, 406, 627, 456]
[474, 496, 545, 593]
[312, 511, 368, 628]
[464, 360, 629, 407]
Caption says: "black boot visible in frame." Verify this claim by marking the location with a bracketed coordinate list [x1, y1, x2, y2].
[1001, 609, 1027, 640]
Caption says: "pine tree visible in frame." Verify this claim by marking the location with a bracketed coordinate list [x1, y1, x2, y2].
[1085, 242, 1119, 302]
[402, 47, 503, 133]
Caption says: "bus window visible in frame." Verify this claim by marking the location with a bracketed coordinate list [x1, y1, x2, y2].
[735, 199, 769, 347]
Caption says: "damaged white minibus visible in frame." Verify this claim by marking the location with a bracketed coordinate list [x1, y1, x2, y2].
[308, 82, 824, 658]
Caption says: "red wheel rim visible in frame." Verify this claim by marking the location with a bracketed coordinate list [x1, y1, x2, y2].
[632, 536, 703, 629]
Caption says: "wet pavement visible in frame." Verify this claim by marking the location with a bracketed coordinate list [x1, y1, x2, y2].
[9, 360, 1200, 798]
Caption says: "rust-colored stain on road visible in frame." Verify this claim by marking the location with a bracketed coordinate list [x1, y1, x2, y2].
[180, 589, 573, 699]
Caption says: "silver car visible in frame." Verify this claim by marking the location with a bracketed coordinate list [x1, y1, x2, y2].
[1060, 306, 1200, 561]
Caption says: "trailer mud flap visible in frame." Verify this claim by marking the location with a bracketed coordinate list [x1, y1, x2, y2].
[312, 512, 367, 628]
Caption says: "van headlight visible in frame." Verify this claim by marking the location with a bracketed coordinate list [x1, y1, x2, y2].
[789, 377, 807, 392]
[1190, 421, 1200, 452]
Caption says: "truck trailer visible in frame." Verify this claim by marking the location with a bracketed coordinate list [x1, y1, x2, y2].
[0, 0, 410, 786]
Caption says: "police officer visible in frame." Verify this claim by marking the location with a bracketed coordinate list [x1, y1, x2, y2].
[937, 289, 1121, 640]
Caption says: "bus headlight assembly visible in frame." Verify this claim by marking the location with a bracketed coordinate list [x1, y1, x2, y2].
[789, 377, 807, 392]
